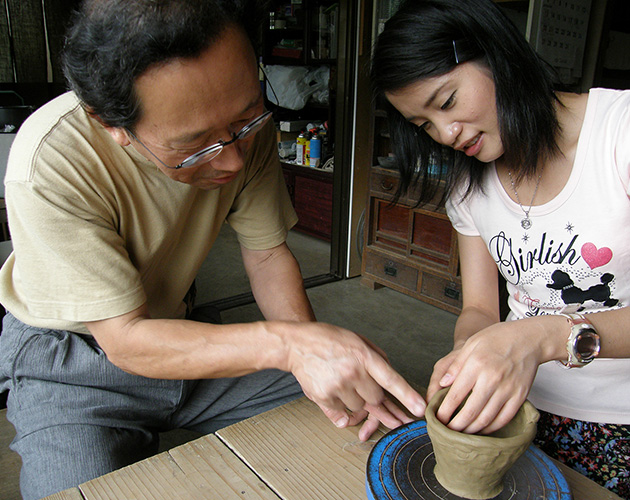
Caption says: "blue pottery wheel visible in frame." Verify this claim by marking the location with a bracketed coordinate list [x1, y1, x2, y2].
[366, 420, 572, 499]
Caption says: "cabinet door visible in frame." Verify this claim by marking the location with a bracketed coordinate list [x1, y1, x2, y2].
[369, 198, 409, 253]
[410, 210, 456, 271]
[294, 175, 333, 240]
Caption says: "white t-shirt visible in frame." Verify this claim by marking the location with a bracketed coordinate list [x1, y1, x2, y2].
[447, 88, 630, 424]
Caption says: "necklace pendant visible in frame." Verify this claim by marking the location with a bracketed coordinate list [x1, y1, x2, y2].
[508, 170, 542, 233]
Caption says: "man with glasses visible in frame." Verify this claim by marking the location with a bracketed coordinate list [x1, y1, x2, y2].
[0, 1, 426, 498]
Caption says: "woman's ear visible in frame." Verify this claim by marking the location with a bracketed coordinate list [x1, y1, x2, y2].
[90, 113, 131, 146]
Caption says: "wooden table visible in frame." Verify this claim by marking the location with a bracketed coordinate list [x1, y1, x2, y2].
[46, 397, 622, 500]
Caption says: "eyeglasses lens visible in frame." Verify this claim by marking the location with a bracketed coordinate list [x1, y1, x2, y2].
[238, 112, 272, 140]
[179, 111, 272, 169]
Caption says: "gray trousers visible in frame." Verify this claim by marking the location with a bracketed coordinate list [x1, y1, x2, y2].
[0, 312, 303, 499]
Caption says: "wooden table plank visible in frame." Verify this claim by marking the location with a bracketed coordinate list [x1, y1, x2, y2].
[78, 434, 278, 500]
[217, 397, 386, 500]
[217, 396, 622, 500]
[42, 488, 85, 500]
[167, 435, 279, 499]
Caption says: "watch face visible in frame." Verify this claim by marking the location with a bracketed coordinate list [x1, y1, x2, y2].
[575, 328, 600, 362]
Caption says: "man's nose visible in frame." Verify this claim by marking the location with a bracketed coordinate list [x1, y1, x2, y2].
[211, 139, 246, 173]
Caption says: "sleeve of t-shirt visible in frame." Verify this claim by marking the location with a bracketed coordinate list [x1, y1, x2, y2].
[0, 93, 150, 329]
[613, 91, 630, 196]
[445, 181, 480, 237]
[226, 120, 298, 250]
[4, 179, 146, 322]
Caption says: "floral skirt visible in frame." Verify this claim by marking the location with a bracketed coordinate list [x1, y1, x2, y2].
[534, 410, 630, 499]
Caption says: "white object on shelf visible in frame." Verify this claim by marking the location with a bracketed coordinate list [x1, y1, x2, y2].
[0, 134, 16, 198]
[279, 120, 311, 132]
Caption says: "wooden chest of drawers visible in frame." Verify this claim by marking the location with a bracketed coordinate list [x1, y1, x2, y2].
[361, 166, 462, 314]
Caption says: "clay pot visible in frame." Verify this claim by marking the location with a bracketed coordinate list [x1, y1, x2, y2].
[425, 388, 539, 499]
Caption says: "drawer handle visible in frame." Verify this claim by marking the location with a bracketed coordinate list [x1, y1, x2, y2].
[444, 285, 460, 300]
[384, 263, 398, 277]
[380, 179, 394, 191]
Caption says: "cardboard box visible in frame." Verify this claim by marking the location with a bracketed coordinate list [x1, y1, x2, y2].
[279, 120, 311, 132]
[276, 130, 299, 143]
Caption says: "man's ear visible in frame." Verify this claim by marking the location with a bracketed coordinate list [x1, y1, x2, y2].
[91, 113, 131, 146]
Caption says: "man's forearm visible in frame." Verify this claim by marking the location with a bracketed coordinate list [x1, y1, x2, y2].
[242, 242, 316, 322]
[88, 311, 290, 379]
[86, 242, 315, 380]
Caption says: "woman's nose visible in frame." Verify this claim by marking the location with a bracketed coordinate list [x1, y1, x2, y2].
[438, 121, 461, 147]
[428, 120, 461, 147]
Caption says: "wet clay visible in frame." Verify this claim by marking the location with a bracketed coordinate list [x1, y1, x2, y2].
[425, 388, 540, 499]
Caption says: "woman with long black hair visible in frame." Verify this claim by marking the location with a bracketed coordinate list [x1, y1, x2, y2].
[372, 0, 630, 496]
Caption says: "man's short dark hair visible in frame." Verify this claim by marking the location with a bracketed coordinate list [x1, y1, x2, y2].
[62, 0, 263, 130]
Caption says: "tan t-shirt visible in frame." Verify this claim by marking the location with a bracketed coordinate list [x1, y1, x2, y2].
[0, 92, 297, 334]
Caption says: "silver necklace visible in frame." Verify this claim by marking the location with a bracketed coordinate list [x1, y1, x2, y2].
[507, 171, 542, 230]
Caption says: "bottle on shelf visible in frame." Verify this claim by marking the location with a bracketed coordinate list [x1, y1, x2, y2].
[309, 132, 321, 167]
[296, 132, 308, 165]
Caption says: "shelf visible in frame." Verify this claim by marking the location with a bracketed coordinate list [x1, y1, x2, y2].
[263, 0, 338, 66]
[264, 0, 338, 159]
[280, 160, 333, 241]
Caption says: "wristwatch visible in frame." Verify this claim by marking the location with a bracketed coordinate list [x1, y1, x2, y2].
[558, 313, 601, 368]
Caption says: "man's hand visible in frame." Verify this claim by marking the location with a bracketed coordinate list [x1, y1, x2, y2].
[242, 243, 424, 439]
[277, 321, 426, 440]
[319, 399, 416, 441]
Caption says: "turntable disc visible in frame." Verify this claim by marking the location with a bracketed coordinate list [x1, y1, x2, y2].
[366, 420, 572, 500]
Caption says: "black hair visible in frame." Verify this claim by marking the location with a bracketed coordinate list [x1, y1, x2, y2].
[62, 0, 264, 130]
[371, 0, 563, 206]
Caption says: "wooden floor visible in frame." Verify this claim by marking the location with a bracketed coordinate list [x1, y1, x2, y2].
[0, 408, 21, 500]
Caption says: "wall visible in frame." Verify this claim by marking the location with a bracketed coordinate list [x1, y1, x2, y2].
[1, 0, 80, 84]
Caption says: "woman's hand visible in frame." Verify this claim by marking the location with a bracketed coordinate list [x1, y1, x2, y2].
[426, 320, 544, 435]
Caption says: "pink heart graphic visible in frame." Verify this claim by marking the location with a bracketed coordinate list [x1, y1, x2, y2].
[581, 243, 612, 269]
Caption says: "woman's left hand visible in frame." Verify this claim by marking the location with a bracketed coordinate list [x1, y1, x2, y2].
[426, 319, 545, 435]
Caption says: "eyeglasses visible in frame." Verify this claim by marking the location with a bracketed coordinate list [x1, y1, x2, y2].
[127, 110, 273, 169]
